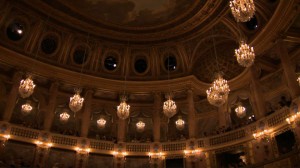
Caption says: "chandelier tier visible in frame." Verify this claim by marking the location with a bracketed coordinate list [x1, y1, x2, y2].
[21, 101, 33, 115]
[235, 41, 255, 67]
[117, 95, 130, 120]
[175, 116, 185, 131]
[97, 117, 107, 129]
[229, 0, 255, 22]
[19, 76, 36, 98]
[136, 121, 146, 132]
[69, 89, 84, 113]
[60, 111, 70, 123]
[163, 95, 177, 118]
[235, 102, 246, 118]
[206, 74, 230, 106]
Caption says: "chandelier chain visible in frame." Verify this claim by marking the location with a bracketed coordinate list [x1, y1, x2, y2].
[78, 33, 90, 87]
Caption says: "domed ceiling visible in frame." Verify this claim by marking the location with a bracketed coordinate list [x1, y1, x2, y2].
[57, 0, 197, 27]
[25, 0, 223, 43]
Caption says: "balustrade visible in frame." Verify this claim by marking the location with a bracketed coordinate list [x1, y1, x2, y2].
[0, 106, 294, 158]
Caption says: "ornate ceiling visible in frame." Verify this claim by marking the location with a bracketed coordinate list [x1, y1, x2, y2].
[21, 0, 224, 43]
[55, 0, 197, 27]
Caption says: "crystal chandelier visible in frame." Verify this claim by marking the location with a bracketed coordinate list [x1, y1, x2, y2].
[136, 121, 145, 132]
[206, 74, 230, 106]
[163, 95, 177, 118]
[229, 0, 255, 22]
[117, 95, 130, 120]
[21, 101, 33, 115]
[235, 41, 255, 67]
[60, 111, 70, 123]
[235, 102, 246, 118]
[19, 76, 36, 98]
[69, 89, 84, 113]
[175, 116, 185, 130]
[97, 117, 106, 129]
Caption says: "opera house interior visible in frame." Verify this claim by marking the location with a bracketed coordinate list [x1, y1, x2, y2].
[0, 0, 300, 167]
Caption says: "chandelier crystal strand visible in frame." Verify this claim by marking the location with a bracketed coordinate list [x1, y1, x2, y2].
[60, 111, 70, 123]
[97, 117, 107, 129]
[136, 121, 146, 132]
[206, 74, 230, 106]
[235, 41, 255, 67]
[230, 0, 255, 22]
[235, 102, 246, 118]
[117, 95, 130, 120]
[163, 52, 177, 118]
[69, 89, 84, 113]
[163, 96, 177, 118]
[175, 116, 185, 130]
[21, 101, 33, 115]
[19, 76, 36, 98]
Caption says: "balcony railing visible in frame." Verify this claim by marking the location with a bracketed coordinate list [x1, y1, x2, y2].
[0, 107, 291, 156]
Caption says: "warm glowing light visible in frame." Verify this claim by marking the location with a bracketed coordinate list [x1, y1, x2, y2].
[253, 129, 272, 142]
[117, 95, 130, 120]
[297, 76, 300, 86]
[286, 112, 300, 125]
[59, 112, 70, 123]
[230, 0, 255, 22]
[69, 89, 84, 113]
[97, 117, 107, 129]
[21, 101, 33, 115]
[175, 116, 185, 130]
[235, 41, 255, 67]
[3, 134, 10, 140]
[163, 96, 177, 118]
[235, 103, 246, 118]
[136, 121, 146, 132]
[206, 74, 230, 106]
[19, 76, 36, 98]
[35, 141, 43, 145]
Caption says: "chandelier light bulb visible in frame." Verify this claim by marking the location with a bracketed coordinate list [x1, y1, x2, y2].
[69, 90, 84, 113]
[117, 95, 130, 120]
[175, 117, 185, 131]
[230, 0, 255, 22]
[163, 96, 177, 118]
[60, 112, 70, 123]
[21, 101, 33, 115]
[136, 121, 146, 132]
[19, 76, 36, 98]
[235, 41, 255, 67]
[206, 74, 230, 106]
[235, 103, 246, 118]
[97, 117, 107, 129]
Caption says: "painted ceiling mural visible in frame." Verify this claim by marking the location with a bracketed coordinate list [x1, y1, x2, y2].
[59, 0, 197, 27]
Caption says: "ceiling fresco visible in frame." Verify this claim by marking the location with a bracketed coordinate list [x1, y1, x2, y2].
[58, 0, 197, 27]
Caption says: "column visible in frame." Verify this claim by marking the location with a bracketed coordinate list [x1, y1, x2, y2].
[218, 103, 229, 128]
[75, 152, 89, 168]
[277, 40, 300, 99]
[33, 146, 50, 167]
[80, 89, 93, 137]
[2, 71, 22, 121]
[187, 89, 196, 139]
[250, 66, 266, 119]
[43, 82, 59, 131]
[153, 92, 161, 142]
[117, 118, 127, 142]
